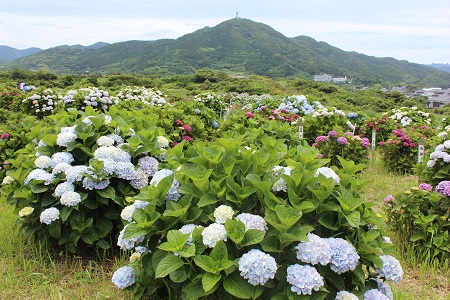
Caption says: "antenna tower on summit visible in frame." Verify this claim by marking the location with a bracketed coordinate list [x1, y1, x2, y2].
[236, 11, 239, 19]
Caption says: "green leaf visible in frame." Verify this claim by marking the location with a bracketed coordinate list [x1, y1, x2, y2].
[241, 229, 265, 246]
[210, 240, 228, 262]
[410, 231, 426, 241]
[224, 219, 246, 244]
[343, 211, 361, 227]
[223, 273, 263, 299]
[97, 186, 116, 199]
[202, 273, 221, 293]
[198, 193, 218, 207]
[154, 254, 185, 278]
[194, 255, 218, 273]
[48, 221, 61, 238]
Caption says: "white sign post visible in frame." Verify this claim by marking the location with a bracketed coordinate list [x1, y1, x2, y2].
[298, 123, 304, 139]
[418, 139, 425, 163]
[371, 128, 376, 165]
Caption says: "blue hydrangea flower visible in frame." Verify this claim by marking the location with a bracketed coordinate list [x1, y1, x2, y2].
[327, 237, 360, 274]
[130, 168, 149, 190]
[114, 162, 136, 180]
[211, 120, 219, 128]
[335, 291, 359, 300]
[374, 278, 393, 300]
[115, 148, 132, 163]
[238, 249, 277, 286]
[286, 264, 324, 295]
[194, 109, 201, 114]
[375, 255, 403, 284]
[138, 156, 159, 176]
[364, 289, 389, 300]
[112, 266, 136, 289]
[117, 223, 146, 250]
[82, 177, 110, 190]
[296, 233, 332, 265]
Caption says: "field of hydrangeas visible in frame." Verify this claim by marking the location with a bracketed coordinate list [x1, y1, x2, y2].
[1, 80, 449, 299]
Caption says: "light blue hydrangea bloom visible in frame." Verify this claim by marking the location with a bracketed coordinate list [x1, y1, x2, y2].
[194, 109, 201, 114]
[120, 200, 150, 222]
[375, 255, 403, 284]
[115, 148, 132, 163]
[50, 152, 74, 168]
[286, 264, 324, 295]
[235, 213, 267, 232]
[55, 182, 75, 197]
[335, 291, 359, 300]
[94, 146, 118, 161]
[97, 136, 115, 147]
[114, 162, 136, 180]
[39, 207, 60, 225]
[327, 237, 360, 274]
[112, 266, 136, 289]
[130, 168, 149, 190]
[65, 165, 88, 183]
[24, 169, 55, 185]
[211, 120, 219, 128]
[374, 278, 394, 300]
[296, 233, 332, 265]
[117, 223, 146, 250]
[138, 156, 159, 176]
[238, 249, 277, 286]
[82, 177, 110, 190]
[364, 289, 389, 300]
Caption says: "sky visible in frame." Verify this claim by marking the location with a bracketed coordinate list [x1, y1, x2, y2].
[1, 0, 449, 65]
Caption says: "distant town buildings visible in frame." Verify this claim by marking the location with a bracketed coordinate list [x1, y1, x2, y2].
[391, 87, 450, 108]
[313, 73, 347, 83]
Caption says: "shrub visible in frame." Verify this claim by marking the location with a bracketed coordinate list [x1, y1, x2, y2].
[313, 131, 371, 167]
[21, 88, 58, 118]
[378, 126, 435, 174]
[61, 87, 117, 111]
[384, 185, 450, 261]
[112, 137, 401, 299]
[1, 107, 169, 253]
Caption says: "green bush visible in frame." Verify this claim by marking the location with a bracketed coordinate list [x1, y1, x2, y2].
[112, 136, 402, 299]
[1, 107, 169, 253]
[384, 185, 450, 262]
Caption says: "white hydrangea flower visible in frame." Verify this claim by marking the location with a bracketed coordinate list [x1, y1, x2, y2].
[179, 224, 203, 244]
[52, 162, 71, 175]
[271, 166, 292, 192]
[335, 291, 359, 300]
[40, 207, 60, 224]
[18, 206, 34, 217]
[213, 205, 234, 224]
[34, 156, 52, 169]
[426, 159, 437, 168]
[202, 223, 227, 248]
[60, 191, 82, 207]
[55, 182, 75, 197]
[286, 264, 324, 295]
[315, 167, 340, 184]
[2, 175, 14, 184]
[97, 136, 115, 147]
[157, 136, 169, 148]
[56, 131, 77, 147]
[235, 213, 267, 232]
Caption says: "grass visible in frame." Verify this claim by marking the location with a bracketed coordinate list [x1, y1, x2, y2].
[0, 157, 449, 299]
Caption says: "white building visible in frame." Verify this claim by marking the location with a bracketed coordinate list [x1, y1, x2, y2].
[313, 74, 333, 82]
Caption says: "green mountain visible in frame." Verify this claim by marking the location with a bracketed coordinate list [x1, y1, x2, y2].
[0, 46, 42, 63]
[1, 18, 448, 86]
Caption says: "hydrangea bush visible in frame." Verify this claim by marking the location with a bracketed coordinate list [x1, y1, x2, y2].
[61, 87, 118, 111]
[1, 106, 169, 253]
[384, 184, 450, 261]
[313, 130, 371, 167]
[114, 86, 167, 108]
[112, 135, 401, 299]
[21, 88, 58, 118]
[378, 126, 435, 174]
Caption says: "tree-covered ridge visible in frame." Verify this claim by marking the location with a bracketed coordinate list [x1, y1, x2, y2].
[1, 18, 448, 87]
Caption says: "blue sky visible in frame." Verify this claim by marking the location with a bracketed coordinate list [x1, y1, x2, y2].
[1, 0, 449, 64]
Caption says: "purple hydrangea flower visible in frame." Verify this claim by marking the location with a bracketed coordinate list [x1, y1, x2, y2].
[337, 137, 348, 145]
